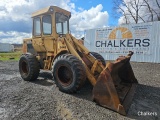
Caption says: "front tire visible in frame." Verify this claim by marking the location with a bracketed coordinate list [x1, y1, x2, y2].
[52, 54, 86, 93]
[19, 54, 40, 81]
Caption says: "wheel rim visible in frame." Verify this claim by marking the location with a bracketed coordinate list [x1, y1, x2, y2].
[57, 65, 73, 86]
[21, 60, 29, 75]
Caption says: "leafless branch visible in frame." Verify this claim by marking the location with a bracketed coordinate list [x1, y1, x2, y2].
[112, 0, 160, 24]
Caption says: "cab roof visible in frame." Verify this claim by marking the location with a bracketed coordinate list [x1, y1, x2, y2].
[31, 6, 71, 18]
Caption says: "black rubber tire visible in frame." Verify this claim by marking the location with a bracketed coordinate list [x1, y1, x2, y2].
[90, 52, 106, 66]
[52, 54, 86, 93]
[19, 54, 40, 81]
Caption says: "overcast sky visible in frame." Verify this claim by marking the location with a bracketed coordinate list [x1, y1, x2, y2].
[118, 0, 160, 24]
[1, 0, 158, 44]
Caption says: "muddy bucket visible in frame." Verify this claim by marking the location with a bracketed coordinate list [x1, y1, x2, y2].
[93, 51, 138, 115]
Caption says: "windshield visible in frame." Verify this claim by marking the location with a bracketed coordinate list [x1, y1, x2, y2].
[56, 13, 69, 34]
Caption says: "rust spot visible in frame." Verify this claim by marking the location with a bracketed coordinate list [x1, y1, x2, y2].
[92, 52, 138, 115]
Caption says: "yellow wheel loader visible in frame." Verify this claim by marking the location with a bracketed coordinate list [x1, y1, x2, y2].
[19, 6, 138, 115]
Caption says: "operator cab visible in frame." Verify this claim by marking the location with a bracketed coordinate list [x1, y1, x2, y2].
[31, 6, 71, 38]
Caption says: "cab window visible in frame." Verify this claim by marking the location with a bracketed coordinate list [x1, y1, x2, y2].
[56, 13, 69, 34]
[33, 17, 41, 36]
[42, 15, 52, 35]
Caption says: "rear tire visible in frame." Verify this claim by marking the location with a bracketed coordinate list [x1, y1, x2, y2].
[91, 52, 106, 66]
[52, 54, 86, 93]
[19, 54, 40, 81]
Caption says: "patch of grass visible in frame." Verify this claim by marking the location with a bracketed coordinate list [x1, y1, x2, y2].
[0, 51, 22, 61]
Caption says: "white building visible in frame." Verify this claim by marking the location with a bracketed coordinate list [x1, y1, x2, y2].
[0, 43, 14, 52]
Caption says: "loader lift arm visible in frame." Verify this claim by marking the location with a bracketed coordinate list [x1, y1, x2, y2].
[59, 34, 138, 115]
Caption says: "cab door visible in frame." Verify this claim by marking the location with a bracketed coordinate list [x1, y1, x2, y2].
[32, 17, 46, 52]
[41, 15, 55, 52]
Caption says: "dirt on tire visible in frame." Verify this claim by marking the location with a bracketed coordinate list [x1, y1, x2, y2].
[0, 61, 160, 120]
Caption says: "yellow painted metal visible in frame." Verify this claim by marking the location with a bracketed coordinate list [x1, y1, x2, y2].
[32, 38, 46, 52]
[91, 60, 98, 74]
[21, 6, 138, 115]
[69, 35, 90, 54]
[43, 37, 54, 52]
[32, 6, 71, 18]
[69, 34, 105, 74]
[64, 37, 97, 86]
[22, 5, 107, 86]
[22, 38, 32, 53]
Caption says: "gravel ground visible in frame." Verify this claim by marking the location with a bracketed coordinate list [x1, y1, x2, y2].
[0, 61, 160, 120]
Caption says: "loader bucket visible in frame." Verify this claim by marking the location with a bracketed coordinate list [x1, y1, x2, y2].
[93, 51, 138, 115]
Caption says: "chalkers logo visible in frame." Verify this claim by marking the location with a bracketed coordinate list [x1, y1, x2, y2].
[96, 27, 150, 48]
[108, 27, 132, 39]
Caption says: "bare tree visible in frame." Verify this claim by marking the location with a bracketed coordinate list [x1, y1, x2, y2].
[153, 0, 160, 20]
[143, 0, 160, 21]
[143, 0, 153, 21]
[113, 0, 128, 24]
[156, 0, 160, 9]
[113, 0, 160, 24]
